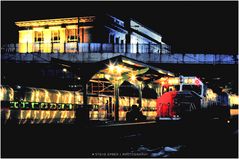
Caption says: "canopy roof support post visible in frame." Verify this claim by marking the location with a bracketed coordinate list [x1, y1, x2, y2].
[153, 84, 162, 97]
[114, 82, 120, 122]
[75, 82, 89, 124]
[83, 82, 88, 108]
[138, 84, 143, 109]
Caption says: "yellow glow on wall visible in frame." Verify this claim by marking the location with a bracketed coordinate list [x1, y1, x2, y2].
[35, 90, 40, 102]
[43, 29, 51, 53]
[206, 89, 217, 101]
[17, 25, 96, 53]
[56, 91, 61, 103]
[0, 86, 14, 101]
[49, 26, 61, 30]
[44, 90, 51, 103]
[66, 25, 77, 29]
[19, 30, 34, 53]
[15, 17, 79, 27]
[130, 74, 136, 81]
[60, 28, 66, 53]
[229, 94, 239, 106]
[27, 88, 83, 104]
[33, 27, 44, 31]
[0, 88, 5, 101]
[159, 77, 180, 86]
[15, 16, 95, 27]
[79, 26, 94, 43]
[18, 110, 75, 124]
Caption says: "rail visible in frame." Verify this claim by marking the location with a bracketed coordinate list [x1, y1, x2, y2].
[1, 42, 171, 54]
[1, 52, 237, 64]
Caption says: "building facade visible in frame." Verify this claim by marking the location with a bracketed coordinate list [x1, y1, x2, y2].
[15, 14, 170, 54]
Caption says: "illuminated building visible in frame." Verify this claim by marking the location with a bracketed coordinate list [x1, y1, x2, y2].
[2, 15, 237, 124]
[15, 14, 170, 53]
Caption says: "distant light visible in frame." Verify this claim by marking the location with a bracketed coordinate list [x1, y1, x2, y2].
[77, 77, 81, 80]
[148, 84, 153, 89]
[227, 120, 230, 124]
[17, 85, 21, 89]
[63, 68, 67, 72]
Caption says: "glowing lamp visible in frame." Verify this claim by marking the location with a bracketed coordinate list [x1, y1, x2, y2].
[116, 65, 123, 74]
[62, 68, 67, 72]
[109, 65, 114, 72]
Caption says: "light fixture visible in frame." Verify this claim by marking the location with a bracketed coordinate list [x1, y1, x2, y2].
[108, 62, 115, 73]
[62, 68, 67, 72]
[16, 85, 21, 89]
[116, 65, 123, 74]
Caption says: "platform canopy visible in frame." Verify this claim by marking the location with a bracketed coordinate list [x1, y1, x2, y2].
[51, 55, 175, 121]
[51, 55, 174, 85]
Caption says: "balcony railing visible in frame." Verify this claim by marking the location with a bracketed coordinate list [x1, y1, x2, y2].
[1, 42, 171, 54]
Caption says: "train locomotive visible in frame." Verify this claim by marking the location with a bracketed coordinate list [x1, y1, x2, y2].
[155, 76, 231, 122]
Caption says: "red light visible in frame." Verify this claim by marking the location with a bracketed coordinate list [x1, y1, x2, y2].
[195, 78, 200, 86]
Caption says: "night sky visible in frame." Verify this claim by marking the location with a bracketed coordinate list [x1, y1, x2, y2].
[1, 1, 238, 54]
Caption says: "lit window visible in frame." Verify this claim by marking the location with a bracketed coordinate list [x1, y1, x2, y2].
[35, 31, 44, 43]
[51, 30, 60, 43]
[67, 29, 78, 42]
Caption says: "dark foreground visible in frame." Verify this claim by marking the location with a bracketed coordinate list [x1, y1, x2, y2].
[1, 117, 238, 158]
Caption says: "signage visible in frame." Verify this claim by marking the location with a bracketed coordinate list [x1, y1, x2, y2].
[1, 101, 75, 110]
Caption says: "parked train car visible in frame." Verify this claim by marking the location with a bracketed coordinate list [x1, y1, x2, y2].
[0, 85, 156, 124]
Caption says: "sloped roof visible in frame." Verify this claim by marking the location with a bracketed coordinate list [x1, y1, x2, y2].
[51, 55, 174, 84]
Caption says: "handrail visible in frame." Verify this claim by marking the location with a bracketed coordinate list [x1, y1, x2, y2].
[1, 52, 237, 64]
[1, 42, 171, 54]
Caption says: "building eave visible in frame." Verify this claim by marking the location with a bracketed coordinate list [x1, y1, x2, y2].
[15, 16, 96, 28]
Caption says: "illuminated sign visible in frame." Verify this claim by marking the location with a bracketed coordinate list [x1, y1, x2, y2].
[1, 101, 74, 110]
[158, 76, 202, 86]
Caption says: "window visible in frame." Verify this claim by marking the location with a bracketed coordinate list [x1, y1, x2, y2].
[109, 35, 114, 44]
[35, 31, 44, 43]
[116, 37, 119, 44]
[183, 85, 201, 95]
[51, 30, 60, 43]
[67, 29, 78, 42]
